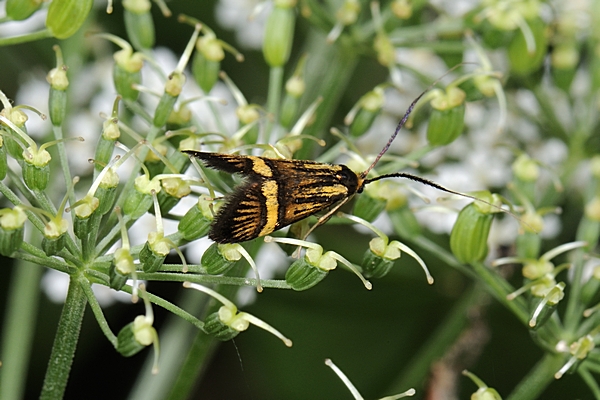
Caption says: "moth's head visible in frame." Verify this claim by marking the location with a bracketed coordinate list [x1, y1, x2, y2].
[337, 165, 361, 194]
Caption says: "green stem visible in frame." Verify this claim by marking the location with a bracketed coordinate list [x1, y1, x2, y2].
[506, 352, 565, 400]
[137, 271, 292, 289]
[0, 29, 53, 46]
[0, 260, 42, 400]
[78, 276, 118, 347]
[40, 274, 88, 400]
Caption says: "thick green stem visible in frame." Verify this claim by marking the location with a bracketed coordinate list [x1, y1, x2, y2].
[506, 352, 565, 400]
[40, 274, 87, 400]
[0, 261, 42, 400]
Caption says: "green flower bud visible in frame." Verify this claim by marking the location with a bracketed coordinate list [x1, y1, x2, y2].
[427, 87, 466, 146]
[123, 0, 155, 50]
[203, 312, 240, 341]
[529, 283, 565, 330]
[22, 147, 51, 191]
[153, 72, 185, 128]
[263, 4, 296, 67]
[512, 154, 539, 182]
[551, 44, 579, 92]
[391, 0, 412, 20]
[202, 243, 241, 275]
[0, 207, 26, 256]
[6, 0, 43, 21]
[139, 232, 170, 273]
[374, 33, 395, 67]
[463, 369, 503, 400]
[123, 175, 160, 218]
[178, 196, 214, 241]
[46, 0, 93, 39]
[508, 17, 547, 76]
[42, 234, 66, 256]
[47, 66, 68, 126]
[193, 34, 224, 93]
[109, 262, 128, 291]
[95, 171, 119, 215]
[113, 49, 143, 100]
[116, 315, 157, 356]
[349, 88, 385, 137]
[450, 201, 496, 264]
[285, 257, 328, 291]
[336, 0, 360, 25]
[362, 237, 401, 279]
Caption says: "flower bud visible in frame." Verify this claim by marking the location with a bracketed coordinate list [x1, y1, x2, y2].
[508, 17, 547, 76]
[349, 87, 385, 138]
[512, 154, 539, 182]
[139, 232, 170, 273]
[263, 3, 296, 67]
[123, 175, 160, 219]
[178, 196, 214, 241]
[0, 207, 26, 256]
[450, 201, 496, 264]
[193, 35, 223, 93]
[391, 0, 412, 19]
[6, 0, 43, 21]
[22, 147, 51, 191]
[123, 0, 155, 50]
[42, 234, 67, 257]
[153, 72, 185, 128]
[46, 0, 93, 39]
[113, 49, 143, 101]
[202, 243, 241, 275]
[427, 87, 466, 146]
[551, 43, 579, 92]
[285, 257, 329, 291]
[116, 315, 157, 356]
[203, 312, 240, 341]
[361, 237, 401, 279]
[529, 282, 565, 330]
[47, 62, 69, 127]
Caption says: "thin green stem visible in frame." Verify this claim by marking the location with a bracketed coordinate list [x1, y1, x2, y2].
[40, 274, 88, 400]
[78, 276, 118, 347]
[0, 29, 53, 46]
[137, 271, 292, 289]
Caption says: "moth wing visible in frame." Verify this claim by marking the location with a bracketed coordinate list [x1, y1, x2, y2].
[182, 151, 254, 175]
[209, 179, 267, 243]
[274, 164, 354, 229]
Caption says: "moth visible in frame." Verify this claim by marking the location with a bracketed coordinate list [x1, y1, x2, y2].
[183, 88, 468, 244]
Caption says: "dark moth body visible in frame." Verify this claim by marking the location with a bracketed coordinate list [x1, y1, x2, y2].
[183, 151, 361, 243]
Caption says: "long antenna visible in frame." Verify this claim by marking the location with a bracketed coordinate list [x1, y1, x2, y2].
[359, 63, 467, 180]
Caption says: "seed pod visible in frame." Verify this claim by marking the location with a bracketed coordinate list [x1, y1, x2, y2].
[46, 0, 93, 39]
[450, 202, 495, 264]
[263, 3, 295, 67]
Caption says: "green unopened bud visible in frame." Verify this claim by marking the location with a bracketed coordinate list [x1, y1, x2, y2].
[204, 312, 240, 341]
[349, 88, 385, 137]
[178, 196, 214, 241]
[114, 49, 143, 100]
[22, 148, 51, 191]
[116, 315, 157, 356]
[47, 68, 68, 126]
[123, 0, 155, 50]
[336, 0, 360, 25]
[427, 87, 466, 146]
[139, 232, 169, 273]
[123, 175, 160, 218]
[374, 33, 395, 67]
[512, 154, 539, 182]
[6, 0, 43, 20]
[42, 234, 67, 257]
[450, 201, 495, 264]
[285, 257, 329, 291]
[508, 17, 547, 76]
[391, 0, 412, 19]
[529, 282, 565, 330]
[202, 243, 241, 275]
[0, 207, 26, 256]
[263, 4, 296, 67]
[361, 237, 401, 279]
[153, 72, 185, 128]
[551, 43, 578, 92]
[555, 335, 595, 379]
[46, 0, 93, 39]
[463, 370, 502, 400]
